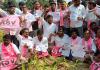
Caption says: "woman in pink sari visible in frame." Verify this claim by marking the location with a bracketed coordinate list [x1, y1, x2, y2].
[0, 34, 20, 70]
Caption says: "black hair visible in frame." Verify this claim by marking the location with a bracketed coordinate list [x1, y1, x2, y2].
[49, 1, 56, 6]
[70, 28, 79, 35]
[3, 34, 11, 41]
[19, 2, 26, 6]
[33, 0, 41, 5]
[37, 29, 43, 35]
[58, 26, 64, 32]
[46, 15, 53, 19]
[95, 50, 100, 57]
[20, 28, 29, 35]
[7, 1, 16, 8]
[44, 4, 49, 8]
[84, 29, 91, 34]
[88, 1, 96, 7]
[96, 27, 100, 35]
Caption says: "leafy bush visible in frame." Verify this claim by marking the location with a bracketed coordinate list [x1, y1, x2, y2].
[0, 30, 5, 42]
[20, 54, 89, 70]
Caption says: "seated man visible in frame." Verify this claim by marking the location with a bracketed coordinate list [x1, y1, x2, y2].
[16, 28, 33, 59]
[70, 29, 85, 60]
[50, 28, 70, 57]
[33, 29, 49, 58]
[82, 30, 96, 62]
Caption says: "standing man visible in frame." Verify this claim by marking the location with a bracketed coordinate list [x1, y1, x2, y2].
[69, 0, 86, 37]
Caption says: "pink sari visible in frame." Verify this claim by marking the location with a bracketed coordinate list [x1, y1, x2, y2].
[0, 43, 17, 70]
[90, 61, 100, 70]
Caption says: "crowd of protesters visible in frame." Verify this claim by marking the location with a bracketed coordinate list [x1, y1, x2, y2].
[0, 0, 100, 70]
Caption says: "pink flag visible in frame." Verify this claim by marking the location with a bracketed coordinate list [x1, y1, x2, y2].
[51, 46, 62, 58]
[21, 46, 28, 58]
[60, 9, 64, 26]
[88, 20, 91, 30]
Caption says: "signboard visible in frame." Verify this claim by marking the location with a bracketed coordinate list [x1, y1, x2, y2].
[0, 16, 20, 29]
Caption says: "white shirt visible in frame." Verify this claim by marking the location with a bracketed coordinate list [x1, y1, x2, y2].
[85, 7, 100, 22]
[70, 36, 85, 58]
[0, 8, 8, 17]
[20, 12, 36, 31]
[60, 9, 69, 28]
[48, 11, 60, 24]
[82, 38, 96, 53]
[69, 4, 86, 27]
[15, 8, 22, 15]
[43, 21, 58, 38]
[33, 36, 48, 52]
[64, 0, 72, 3]
[52, 34, 70, 47]
[0, 43, 20, 55]
[52, 34, 71, 57]
[33, 10, 43, 18]
[16, 35, 33, 51]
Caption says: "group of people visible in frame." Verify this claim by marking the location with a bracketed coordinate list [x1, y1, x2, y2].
[0, 0, 100, 70]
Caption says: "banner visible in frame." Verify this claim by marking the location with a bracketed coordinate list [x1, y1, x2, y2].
[0, 16, 20, 29]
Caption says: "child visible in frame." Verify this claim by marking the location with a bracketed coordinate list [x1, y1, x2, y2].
[0, 34, 20, 70]
[16, 28, 33, 59]
[33, 29, 49, 58]
[70, 29, 85, 60]
[82, 30, 96, 62]
[90, 53, 100, 70]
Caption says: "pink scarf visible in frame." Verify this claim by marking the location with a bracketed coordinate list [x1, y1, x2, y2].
[88, 20, 91, 30]
[95, 37, 100, 51]
[82, 37, 92, 51]
[71, 37, 79, 46]
[60, 8, 64, 26]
